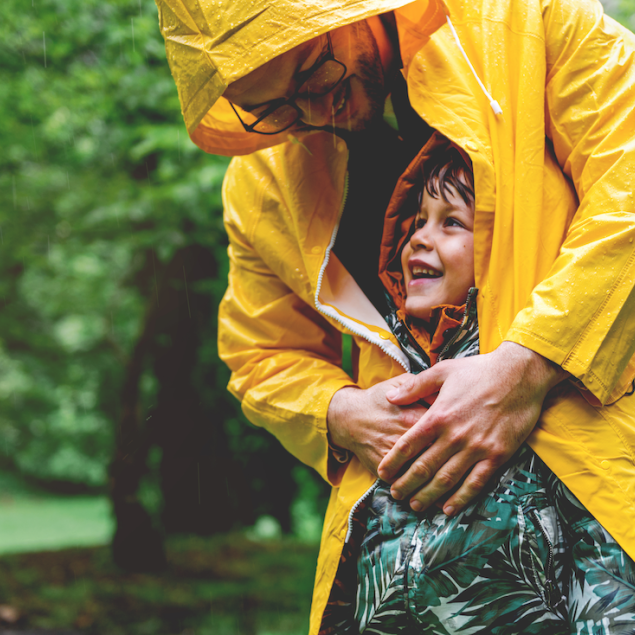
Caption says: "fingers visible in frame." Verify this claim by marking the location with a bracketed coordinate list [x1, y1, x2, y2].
[406, 456, 500, 515]
[440, 460, 499, 516]
[383, 433, 507, 515]
[385, 366, 445, 405]
[376, 416, 437, 483]
[387, 439, 459, 504]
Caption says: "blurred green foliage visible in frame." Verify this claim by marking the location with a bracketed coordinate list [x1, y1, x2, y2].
[605, 0, 635, 31]
[0, 0, 230, 487]
[0, 0, 632, 517]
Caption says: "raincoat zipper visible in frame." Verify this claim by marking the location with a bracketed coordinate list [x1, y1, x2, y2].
[345, 479, 381, 543]
[437, 287, 478, 361]
[527, 508, 561, 610]
[314, 172, 409, 371]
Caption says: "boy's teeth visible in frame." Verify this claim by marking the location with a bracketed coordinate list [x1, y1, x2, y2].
[412, 266, 440, 278]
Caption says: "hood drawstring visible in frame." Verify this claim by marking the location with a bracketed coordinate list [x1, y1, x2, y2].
[445, 15, 503, 116]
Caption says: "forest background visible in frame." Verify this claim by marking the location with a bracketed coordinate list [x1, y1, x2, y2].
[0, 0, 633, 633]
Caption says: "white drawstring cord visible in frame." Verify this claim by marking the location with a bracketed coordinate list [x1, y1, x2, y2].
[445, 15, 503, 116]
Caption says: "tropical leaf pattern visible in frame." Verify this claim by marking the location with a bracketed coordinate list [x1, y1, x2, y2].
[351, 448, 635, 634]
[327, 291, 635, 635]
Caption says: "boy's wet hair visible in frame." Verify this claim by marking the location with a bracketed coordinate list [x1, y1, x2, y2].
[419, 143, 475, 206]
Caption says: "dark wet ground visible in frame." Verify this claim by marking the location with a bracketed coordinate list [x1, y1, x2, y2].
[0, 534, 318, 635]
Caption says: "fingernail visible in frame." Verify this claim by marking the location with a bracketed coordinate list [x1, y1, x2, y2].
[444, 506, 455, 517]
[391, 488, 402, 500]
[385, 389, 398, 399]
[410, 500, 422, 512]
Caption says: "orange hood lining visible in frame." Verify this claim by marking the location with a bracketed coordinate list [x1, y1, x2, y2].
[378, 130, 472, 359]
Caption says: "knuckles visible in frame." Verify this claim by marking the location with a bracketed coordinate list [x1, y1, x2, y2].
[434, 470, 457, 490]
[409, 460, 431, 482]
[465, 469, 492, 492]
[396, 438, 415, 459]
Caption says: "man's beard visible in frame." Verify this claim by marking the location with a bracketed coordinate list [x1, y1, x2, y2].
[347, 24, 387, 132]
[295, 21, 387, 139]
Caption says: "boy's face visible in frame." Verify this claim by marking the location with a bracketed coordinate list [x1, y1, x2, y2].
[401, 181, 475, 320]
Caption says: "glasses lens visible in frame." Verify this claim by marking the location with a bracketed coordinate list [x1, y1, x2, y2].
[252, 104, 299, 134]
[301, 60, 346, 97]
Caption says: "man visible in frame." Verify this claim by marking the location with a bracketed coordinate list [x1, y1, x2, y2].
[155, 0, 635, 631]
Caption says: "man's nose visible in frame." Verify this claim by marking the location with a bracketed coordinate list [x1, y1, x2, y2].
[295, 93, 334, 127]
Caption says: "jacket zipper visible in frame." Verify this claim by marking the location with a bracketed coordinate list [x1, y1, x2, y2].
[527, 508, 560, 610]
[345, 479, 381, 543]
[316, 171, 410, 543]
[437, 287, 478, 361]
[314, 172, 409, 371]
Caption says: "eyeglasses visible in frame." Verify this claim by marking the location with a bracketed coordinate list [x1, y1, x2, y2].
[229, 33, 347, 135]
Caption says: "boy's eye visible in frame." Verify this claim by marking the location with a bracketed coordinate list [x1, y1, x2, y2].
[414, 217, 426, 230]
[445, 217, 463, 228]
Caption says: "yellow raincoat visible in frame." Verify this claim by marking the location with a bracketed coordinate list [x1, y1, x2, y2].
[155, 0, 635, 630]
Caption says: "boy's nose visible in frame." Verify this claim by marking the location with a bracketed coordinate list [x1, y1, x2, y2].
[295, 94, 334, 128]
[410, 227, 434, 251]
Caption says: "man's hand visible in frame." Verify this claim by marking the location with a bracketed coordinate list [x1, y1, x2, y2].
[327, 376, 430, 478]
[377, 342, 568, 516]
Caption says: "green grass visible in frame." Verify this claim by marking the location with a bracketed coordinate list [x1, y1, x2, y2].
[0, 469, 319, 634]
[0, 469, 113, 555]
[0, 496, 114, 555]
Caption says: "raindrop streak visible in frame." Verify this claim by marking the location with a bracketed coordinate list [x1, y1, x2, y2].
[0, 227, 3, 245]
[42, 32, 47, 67]
[152, 251, 159, 306]
[177, 129, 181, 161]
[131, 18, 135, 53]
[12, 176, 16, 209]
[138, 0, 142, 16]
[197, 463, 201, 505]
[183, 266, 191, 318]
[332, 105, 337, 148]
[66, 170, 70, 189]
[111, 311, 115, 336]
[47, 235, 50, 260]
[30, 115, 38, 159]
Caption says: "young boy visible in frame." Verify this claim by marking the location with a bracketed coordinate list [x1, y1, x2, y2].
[322, 134, 635, 635]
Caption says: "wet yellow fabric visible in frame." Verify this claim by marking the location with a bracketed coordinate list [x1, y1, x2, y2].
[155, 0, 635, 631]
[156, 0, 447, 154]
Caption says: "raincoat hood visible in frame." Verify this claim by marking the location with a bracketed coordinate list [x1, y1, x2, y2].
[378, 131, 473, 359]
[379, 131, 456, 308]
[155, 0, 448, 155]
[214, 0, 635, 629]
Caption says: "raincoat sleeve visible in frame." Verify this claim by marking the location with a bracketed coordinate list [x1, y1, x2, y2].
[506, 0, 635, 404]
[218, 154, 355, 485]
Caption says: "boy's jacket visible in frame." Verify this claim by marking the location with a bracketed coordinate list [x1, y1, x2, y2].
[155, 0, 635, 631]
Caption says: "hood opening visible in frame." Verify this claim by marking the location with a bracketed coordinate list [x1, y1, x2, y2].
[156, 0, 449, 156]
[378, 130, 472, 359]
